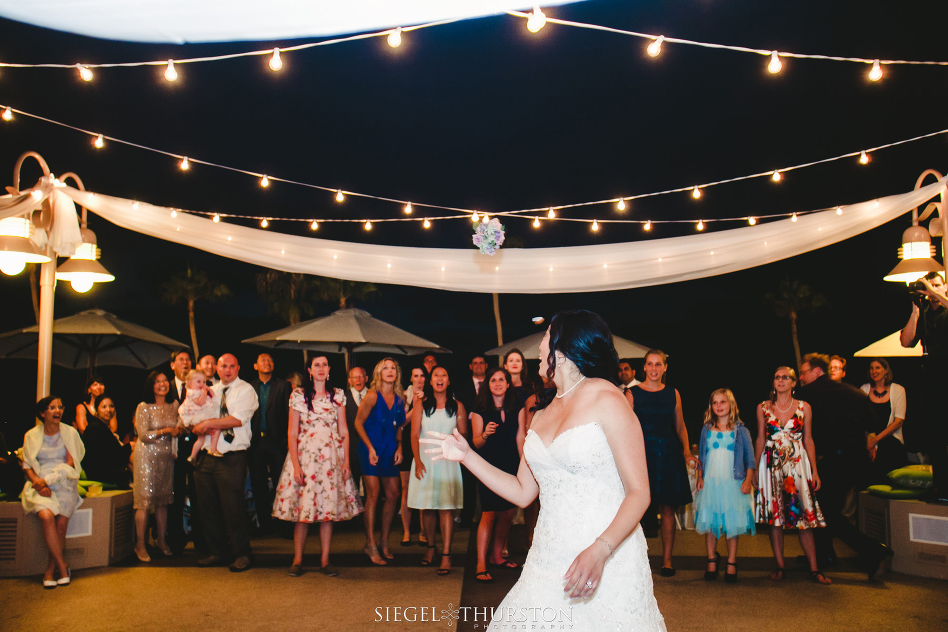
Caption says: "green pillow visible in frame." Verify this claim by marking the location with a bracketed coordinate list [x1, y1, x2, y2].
[888, 465, 934, 489]
[868, 484, 926, 499]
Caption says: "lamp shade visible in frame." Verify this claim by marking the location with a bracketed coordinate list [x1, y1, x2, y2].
[0, 216, 52, 275]
[54, 228, 114, 292]
[884, 257, 943, 283]
[884, 224, 942, 283]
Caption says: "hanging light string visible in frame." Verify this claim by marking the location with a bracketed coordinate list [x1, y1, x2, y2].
[2, 102, 942, 228]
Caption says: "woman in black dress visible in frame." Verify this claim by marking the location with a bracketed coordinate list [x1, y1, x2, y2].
[470, 367, 526, 583]
[504, 349, 534, 406]
[627, 350, 699, 576]
[80, 394, 132, 488]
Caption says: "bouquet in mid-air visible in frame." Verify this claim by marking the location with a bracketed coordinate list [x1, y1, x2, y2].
[473, 218, 505, 255]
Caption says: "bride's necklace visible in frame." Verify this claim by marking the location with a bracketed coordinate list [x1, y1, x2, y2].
[775, 397, 794, 413]
[556, 375, 586, 399]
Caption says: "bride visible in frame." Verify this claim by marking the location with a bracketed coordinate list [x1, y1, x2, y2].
[422, 310, 666, 630]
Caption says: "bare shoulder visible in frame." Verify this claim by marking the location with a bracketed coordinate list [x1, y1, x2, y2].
[583, 379, 636, 431]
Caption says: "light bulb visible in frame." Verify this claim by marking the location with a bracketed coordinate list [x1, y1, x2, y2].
[472, 211, 479, 222]
[1, 107, 12, 121]
[547, 208, 556, 219]
[647, 35, 664, 57]
[836, 206, 843, 215]
[388, 27, 402, 48]
[768, 51, 782, 74]
[364, 220, 372, 230]
[30, 189, 43, 200]
[697, 220, 704, 231]
[260, 218, 269, 228]
[603, 263, 608, 268]
[404, 203, 413, 214]
[213, 214, 220, 223]
[748, 216, 757, 226]
[0, 254, 26, 276]
[533, 217, 540, 228]
[771, 170, 781, 182]
[70, 278, 94, 293]
[164, 60, 178, 82]
[423, 218, 431, 228]
[269, 48, 283, 71]
[592, 220, 599, 231]
[868, 59, 883, 82]
[527, 7, 547, 32]
[77, 64, 94, 82]
[310, 220, 319, 230]
[482, 214, 490, 223]
[254, 175, 267, 188]
[616, 198, 626, 211]
[170, 210, 177, 218]
[791, 213, 798, 222]
[93, 134, 104, 149]
[859, 150, 870, 165]
[335, 189, 344, 202]
[644, 220, 651, 231]
[132, 202, 139, 209]
[692, 186, 701, 199]
[179, 156, 190, 171]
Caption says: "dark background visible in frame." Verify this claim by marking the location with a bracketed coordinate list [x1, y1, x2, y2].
[1, 0, 946, 449]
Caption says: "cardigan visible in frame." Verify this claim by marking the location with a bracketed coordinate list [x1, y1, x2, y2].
[860, 382, 907, 444]
[697, 422, 754, 480]
[21, 421, 85, 514]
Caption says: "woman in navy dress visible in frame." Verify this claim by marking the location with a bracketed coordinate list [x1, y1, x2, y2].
[354, 357, 406, 565]
[504, 349, 534, 406]
[628, 349, 699, 577]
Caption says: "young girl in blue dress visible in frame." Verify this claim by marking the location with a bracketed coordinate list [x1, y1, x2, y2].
[695, 388, 755, 582]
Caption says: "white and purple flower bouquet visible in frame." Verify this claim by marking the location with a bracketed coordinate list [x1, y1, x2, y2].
[472, 218, 505, 255]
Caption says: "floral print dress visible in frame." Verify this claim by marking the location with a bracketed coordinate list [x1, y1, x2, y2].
[272, 389, 363, 523]
[756, 401, 826, 529]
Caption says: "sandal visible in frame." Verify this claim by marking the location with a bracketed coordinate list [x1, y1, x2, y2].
[438, 552, 452, 576]
[475, 571, 493, 583]
[724, 561, 738, 584]
[489, 560, 519, 569]
[704, 552, 720, 581]
[770, 567, 784, 581]
[381, 548, 395, 560]
[364, 545, 387, 566]
[421, 545, 437, 567]
[811, 569, 832, 585]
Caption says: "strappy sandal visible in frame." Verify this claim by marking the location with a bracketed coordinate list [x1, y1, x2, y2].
[770, 567, 784, 581]
[364, 545, 387, 566]
[811, 569, 831, 585]
[704, 553, 720, 581]
[724, 561, 738, 583]
[438, 552, 452, 576]
[475, 571, 493, 583]
[420, 545, 437, 567]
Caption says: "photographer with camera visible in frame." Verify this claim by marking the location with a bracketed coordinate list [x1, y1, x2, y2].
[900, 271, 948, 503]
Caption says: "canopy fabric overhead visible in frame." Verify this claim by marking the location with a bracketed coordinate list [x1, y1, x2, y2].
[62, 178, 946, 294]
[854, 331, 922, 357]
[0, 1, 581, 43]
[485, 331, 651, 359]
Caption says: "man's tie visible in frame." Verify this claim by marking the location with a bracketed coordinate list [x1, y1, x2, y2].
[219, 386, 234, 443]
[179, 382, 186, 403]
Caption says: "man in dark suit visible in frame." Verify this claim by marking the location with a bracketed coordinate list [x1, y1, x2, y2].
[796, 353, 892, 579]
[345, 366, 369, 493]
[167, 349, 206, 554]
[248, 353, 291, 534]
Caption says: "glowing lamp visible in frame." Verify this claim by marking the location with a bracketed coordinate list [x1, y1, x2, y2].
[55, 228, 115, 292]
[868, 60, 883, 82]
[647, 36, 664, 57]
[164, 60, 178, 82]
[388, 27, 402, 48]
[0, 217, 51, 275]
[885, 225, 941, 282]
[527, 7, 546, 33]
[269, 49, 283, 71]
[768, 51, 782, 74]
[1, 107, 12, 121]
[616, 198, 626, 211]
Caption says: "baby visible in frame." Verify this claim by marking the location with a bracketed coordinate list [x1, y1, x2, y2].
[178, 369, 221, 463]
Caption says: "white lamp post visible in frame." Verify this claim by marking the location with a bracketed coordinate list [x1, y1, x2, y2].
[885, 169, 948, 284]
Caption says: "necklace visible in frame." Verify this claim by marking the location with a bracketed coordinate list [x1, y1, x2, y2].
[556, 375, 586, 399]
[872, 388, 888, 398]
[775, 398, 794, 413]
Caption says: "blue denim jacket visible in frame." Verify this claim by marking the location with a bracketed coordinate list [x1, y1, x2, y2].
[697, 422, 754, 480]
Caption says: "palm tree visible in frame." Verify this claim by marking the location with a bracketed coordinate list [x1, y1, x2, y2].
[255, 271, 320, 327]
[162, 265, 231, 357]
[311, 277, 379, 310]
[764, 276, 827, 370]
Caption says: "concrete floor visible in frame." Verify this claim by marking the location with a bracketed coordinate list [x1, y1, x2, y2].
[2, 526, 946, 632]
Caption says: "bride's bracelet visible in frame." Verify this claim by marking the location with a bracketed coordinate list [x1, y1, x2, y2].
[595, 536, 615, 556]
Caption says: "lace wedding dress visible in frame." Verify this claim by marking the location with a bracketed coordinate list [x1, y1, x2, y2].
[492, 422, 666, 630]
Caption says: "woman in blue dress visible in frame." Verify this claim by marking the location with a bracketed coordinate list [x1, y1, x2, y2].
[354, 357, 406, 565]
[627, 349, 700, 577]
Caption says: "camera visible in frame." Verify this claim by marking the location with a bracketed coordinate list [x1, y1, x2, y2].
[910, 280, 929, 306]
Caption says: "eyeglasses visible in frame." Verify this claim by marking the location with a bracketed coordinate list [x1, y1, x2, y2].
[773, 375, 794, 381]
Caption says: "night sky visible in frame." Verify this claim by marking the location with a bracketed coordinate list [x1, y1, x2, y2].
[1, 0, 947, 447]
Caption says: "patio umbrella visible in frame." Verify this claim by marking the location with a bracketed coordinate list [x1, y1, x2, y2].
[854, 331, 922, 357]
[485, 331, 653, 360]
[242, 307, 449, 371]
[0, 308, 188, 374]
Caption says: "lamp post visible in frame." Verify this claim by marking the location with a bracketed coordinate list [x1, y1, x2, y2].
[884, 169, 948, 284]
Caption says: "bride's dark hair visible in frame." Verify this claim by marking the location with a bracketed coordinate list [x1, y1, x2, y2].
[535, 310, 619, 410]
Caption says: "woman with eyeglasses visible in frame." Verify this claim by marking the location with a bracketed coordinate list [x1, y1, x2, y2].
[754, 366, 828, 584]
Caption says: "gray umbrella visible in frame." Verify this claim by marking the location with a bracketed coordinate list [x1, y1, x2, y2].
[242, 307, 449, 371]
[0, 308, 187, 374]
[485, 331, 653, 360]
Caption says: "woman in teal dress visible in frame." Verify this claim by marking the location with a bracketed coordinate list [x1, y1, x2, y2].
[354, 357, 406, 565]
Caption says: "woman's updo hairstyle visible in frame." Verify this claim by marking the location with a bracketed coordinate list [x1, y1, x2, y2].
[35, 395, 62, 421]
[535, 310, 619, 410]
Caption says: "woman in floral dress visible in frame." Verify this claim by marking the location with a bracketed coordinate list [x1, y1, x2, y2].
[753, 366, 829, 584]
[273, 355, 363, 577]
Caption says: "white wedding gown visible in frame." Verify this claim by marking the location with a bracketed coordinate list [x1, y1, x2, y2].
[492, 422, 666, 631]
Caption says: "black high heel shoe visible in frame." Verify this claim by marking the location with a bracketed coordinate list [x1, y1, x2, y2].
[704, 552, 720, 581]
[724, 561, 738, 583]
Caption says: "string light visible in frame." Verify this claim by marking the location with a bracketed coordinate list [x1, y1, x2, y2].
[93, 134, 104, 149]
[335, 189, 345, 202]
[771, 170, 781, 182]
[387, 27, 402, 48]
[748, 216, 757, 225]
[616, 198, 626, 211]
[644, 220, 651, 231]
[212, 214, 220, 223]
[482, 213, 490, 223]
[791, 213, 798, 222]
[423, 218, 431, 228]
[527, 7, 547, 33]
[77, 64, 94, 81]
[696, 220, 704, 231]
[260, 218, 269, 228]
[1, 107, 12, 121]
[647, 35, 664, 57]
[310, 220, 319, 230]
[364, 220, 372, 230]
[170, 210, 177, 218]
[533, 217, 540, 228]
[768, 51, 782, 74]
[179, 156, 190, 170]
[692, 186, 702, 199]
[859, 150, 870, 164]
[260, 175, 270, 188]
[603, 263, 608, 268]
[547, 208, 556, 219]
[268, 48, 283, 71]
[404, 203, 413, 214]
[836, 206, 843, 215]
[868, 59, 883, 81]
[591, 219, 600, 231]
[164, 60, 178, 82]
[471, 211, 480, 222]
[132, 202, 139, 209]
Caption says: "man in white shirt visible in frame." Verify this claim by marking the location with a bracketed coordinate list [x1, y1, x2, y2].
[193, 353, 259, 572]
[345, 366, 369, 490]
[348, 366, 369, 405]
[618, 360, 641, 391]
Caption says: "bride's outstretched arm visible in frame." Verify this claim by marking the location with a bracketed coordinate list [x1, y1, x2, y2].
[420, 429, 539, 508]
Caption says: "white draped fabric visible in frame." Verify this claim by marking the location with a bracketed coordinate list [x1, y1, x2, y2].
[0, 180, 83, 257]
[0, 1, 581, 43]
[60, 178, 945, 294]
